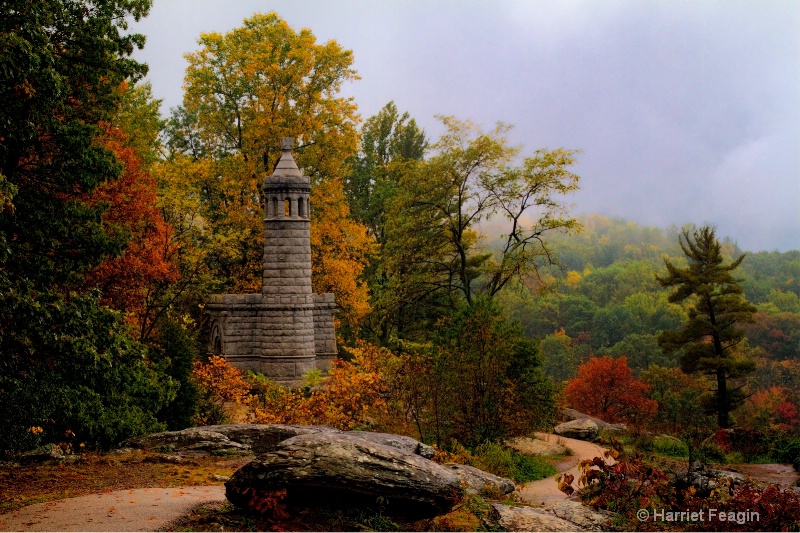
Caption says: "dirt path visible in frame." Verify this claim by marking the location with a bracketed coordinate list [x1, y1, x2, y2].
[727, 463, 799, 486]
[517, 433, 608, 507]
[0, 485, 225, 532]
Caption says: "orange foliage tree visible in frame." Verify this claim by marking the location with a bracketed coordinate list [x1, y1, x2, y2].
[564, 355, 657, 425]
[191, 355, 251, 425]
[84, 124, 178, 339]
[737, 386, 800, 433]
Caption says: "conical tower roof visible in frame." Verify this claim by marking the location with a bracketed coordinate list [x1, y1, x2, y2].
[272, 137, 303, 177]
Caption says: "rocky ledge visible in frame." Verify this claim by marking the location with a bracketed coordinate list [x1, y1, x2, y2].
[121, 424, 614, 530]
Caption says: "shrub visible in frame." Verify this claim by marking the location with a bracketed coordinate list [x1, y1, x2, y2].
[698, 441, 728, 464]
[770, 436, 800, 472]
[192, 356, 251, 425]
[684, 481, 800, 531]
[472, 441, 555, 483]
[0, 290, 177, 452]
[194, 342, 389, 430]
[652, 436, 689, 458]
[152, 319, 199, 430]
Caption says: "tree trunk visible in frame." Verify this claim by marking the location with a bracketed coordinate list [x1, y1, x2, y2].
[716, 369, 729, 429]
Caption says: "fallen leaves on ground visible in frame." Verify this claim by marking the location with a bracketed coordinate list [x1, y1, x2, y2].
[0, 451, 251, 514]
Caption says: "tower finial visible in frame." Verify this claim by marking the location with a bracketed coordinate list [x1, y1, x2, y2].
[280, 137, 294, 150]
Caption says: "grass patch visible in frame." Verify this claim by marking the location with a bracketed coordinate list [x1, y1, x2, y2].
[652, 436, 689, 458]
[472, 441, 556, 483]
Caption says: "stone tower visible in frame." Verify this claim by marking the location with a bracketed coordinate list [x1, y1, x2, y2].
[206, 138, 337, 384]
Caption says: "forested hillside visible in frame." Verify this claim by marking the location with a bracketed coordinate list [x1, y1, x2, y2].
[2, 7, 798, 480]
[496, 215, 800, 382]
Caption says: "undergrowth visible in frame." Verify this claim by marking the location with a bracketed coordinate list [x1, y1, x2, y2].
[471, 441, 556, 483]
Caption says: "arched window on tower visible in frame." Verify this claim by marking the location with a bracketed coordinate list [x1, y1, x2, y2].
[271, 197, 278, 218]
[284, 198, 291, 217]
[298, 197, 305, 218]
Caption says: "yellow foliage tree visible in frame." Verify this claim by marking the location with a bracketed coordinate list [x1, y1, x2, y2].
[163, 12, 372, 328]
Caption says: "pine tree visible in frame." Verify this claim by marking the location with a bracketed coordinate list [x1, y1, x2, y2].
[657, 226, 756, 428]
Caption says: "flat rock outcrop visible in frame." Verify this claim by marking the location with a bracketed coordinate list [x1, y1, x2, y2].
[492, 504, 580, 532]
[549, 500, 615, 531]
[493, 500, 613, 532]
[225, 432, 462, 519]
[442, 463, 515, 495]
[506, 436, 567, 456]
[561, 408, 626, 432]
[195, 424, 335, 453]
[122, 428, 251, 453]
[554, 418, 599, 441]
[123, 424, 438, 459]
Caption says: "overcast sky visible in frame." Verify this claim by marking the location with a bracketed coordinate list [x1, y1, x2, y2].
[130, 0, 799, 252]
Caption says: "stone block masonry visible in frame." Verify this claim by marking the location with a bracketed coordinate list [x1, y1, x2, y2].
[206, 138, 337, 385]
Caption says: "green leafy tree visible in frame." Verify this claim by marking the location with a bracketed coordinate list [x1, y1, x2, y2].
[657, 226, 757, 428]
[640, 365, 712, 433]
[115, 81, 165, 168]
[381, 117, 580, 339]
[1, 0, 151, 287]
[604, 333, 675, 374]
[152, 318, 199, 430]
[0, 0, 180, 452]
[392, 298, 554, 447]
[344, 103, 427, 342]
[344, 101, 427, 242]
[539, 329, 579, 383]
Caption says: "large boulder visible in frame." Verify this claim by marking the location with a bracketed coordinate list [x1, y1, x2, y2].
[673, 462, 746, 493]
[442, 463, 515, 495]
[349, 430, 436, 459]
[122, 428, 250, 453]
[225, 432, 462, 519]
[554, 419, 599, 441]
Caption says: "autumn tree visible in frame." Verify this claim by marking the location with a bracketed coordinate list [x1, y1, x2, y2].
[657, 225, 756, 428]
[640, 365, 712, 433]
[736, 386, 800, 434]
[0, 0, 177, 452]
[85, 121, 179, 339]
[564, 356, 657, 425]
[163, 13, 373, 329]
